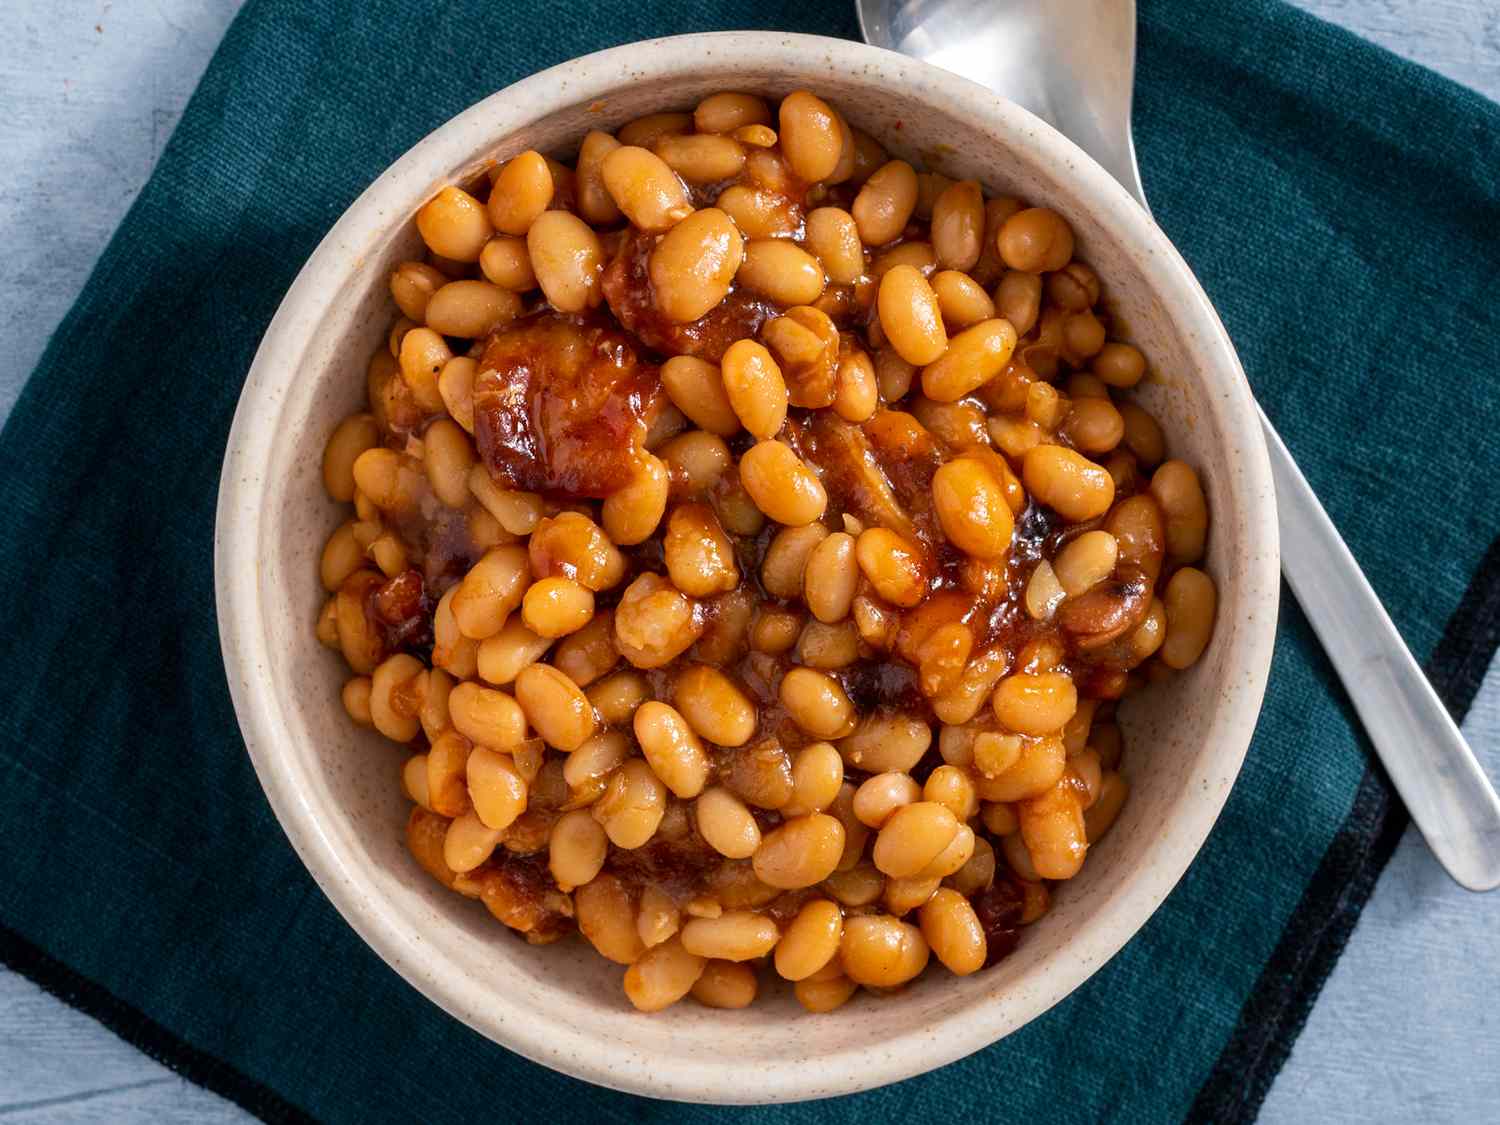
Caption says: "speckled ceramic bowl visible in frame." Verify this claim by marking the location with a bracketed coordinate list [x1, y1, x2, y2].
[215, 31, 1278, 1104]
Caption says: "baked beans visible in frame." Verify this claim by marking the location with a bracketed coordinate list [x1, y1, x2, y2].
[322, 87, 1216, 1015]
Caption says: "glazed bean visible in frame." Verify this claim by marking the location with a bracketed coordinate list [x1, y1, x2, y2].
[919, 888, 986, 975]
[681, 911, 779, 961]
[1105, 493, 1167, 581]
[1067, 372, 1110, 400]
[805, 207, 865, 284]
[876, 873, 934, 916]
[773, 899, 842, 981]
[931, 456, 1015, 560]
[1085, 770, 1130, 841]
[613, 572, 702, 669]
[923, 764, 979, 821]
[998, 207, 1074, 273]
[584, 672, 649, 730]
[839, 915, 929, 987]
[784, 741, 845, 817]
[695, 91, 771, 134]
[603, 452, 669, 545]
[431, 586, 479, 679]
[1054, 530, 1119, 597]
[476, 618, 551, 687]
[1119, 402, 1165, 467]
[548, 808, 608, 891]
[448, 682, 526, 750]
[662, 502, 739, 596]
[993, 672, 1077, 736]
[451, 545, 530, 640]
[877, 264, 947, 367]
[1019, 780, 1088, 879]
[369, 654, 423, 743]
[1150, 460, 1209, 564]
[438, 356, 476, 433]
[981, 801, 1019, 837]
[479, 235, 537, 292]
[834, 346, 879, 421]
[1094, 341, 1147, 388]
[1064, 310, 1107, 360]
[695, 786, 762, 859]
[748, 610, 802, 658]
[803, 532, 859, 623]
[661, 355, 739, 437]
[852, 160, 918, 246]
[576, 874, 647, 964]
[976, 735, 1066, 802]
[341, 675, 372, 724]
[624, 936, 706, 1012]
[737, 239, 826, 306]
[691, 960, 758, 1008]
[839, 710, 932, 774]
[740, 440, 827, 526]
[873, 801, 960, 878]
[515, 663, 595, 751]
[601, 145, 691, 231]
[520, 576, 595, 639]
[654, 133, 746, 184]
[322, 415, 380, 504]
[1022, 444, 1116, 522]
[527, 211, 604, 312]
[871, 240, 937, 282]
[994, 270, 1042, 337]
[1161, 566, 1217, 669]
[661, 430, 731, 497]
[414, 666, 447, 744]
[573, 130, 624, 225]
[1062, 396, 1125, 455]
[932, 270, 996, 331]
[920, 318, 1017, 402]
[853, 772, 922, 828]
[714, 184, 800, 238]
[778, 91, 844, 182]
[732, 124, 775, 147]
[528, 510, 625, 591]
[720, 339, 788, 439]
[592, 758, 667, 848]
[855, 527, 928, 608]
[443, 810, 504, 874]
[320, 523, 364, 592]
[779, 668, 856, 739]
[465, 745, 528, 831]
[634, 701, 711, 798]
[673, 664, 756, 747]
[649, 207, 744, 323]
[487, 150, 553, 235]
[947, 834, 998, 896]
[617, 111, 692, 148]
[931, 179, 985, 270]
[397, 327, 451, 413]
[389, 260, 446, 321]
[416, 186, 492, 261]
[753, 814, 846, 889]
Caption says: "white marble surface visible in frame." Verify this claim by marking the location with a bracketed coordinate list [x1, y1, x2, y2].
[1, 1, 1497, 1121]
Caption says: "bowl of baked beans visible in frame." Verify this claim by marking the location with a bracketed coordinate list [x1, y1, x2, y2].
[216, 31, 1278, 1102]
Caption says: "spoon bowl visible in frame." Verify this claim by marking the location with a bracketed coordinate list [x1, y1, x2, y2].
[858, 0, 1149, 206]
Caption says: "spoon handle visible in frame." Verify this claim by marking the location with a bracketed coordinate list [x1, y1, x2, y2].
[1261, 408, 1500, 890]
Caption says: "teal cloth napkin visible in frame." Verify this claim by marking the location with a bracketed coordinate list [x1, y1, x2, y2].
[2, 0, 1498, 1121]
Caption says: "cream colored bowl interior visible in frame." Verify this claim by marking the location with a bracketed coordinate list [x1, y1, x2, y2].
[216, 33, 1278, 1104]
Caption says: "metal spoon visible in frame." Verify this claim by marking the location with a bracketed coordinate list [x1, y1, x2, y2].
[858, 0, 1500, 891]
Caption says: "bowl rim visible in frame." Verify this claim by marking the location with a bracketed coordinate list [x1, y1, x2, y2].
[215, 29, 1279, 1104]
